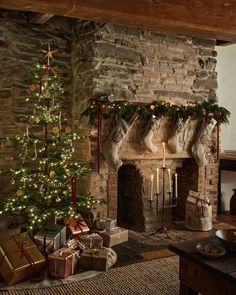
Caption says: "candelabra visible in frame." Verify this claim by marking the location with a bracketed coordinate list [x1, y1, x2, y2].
[149, 166, 178, 238]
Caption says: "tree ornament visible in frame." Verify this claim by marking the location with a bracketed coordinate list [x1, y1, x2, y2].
[42, 43, 57, 65]
[29, 84, 35, 92]
[191, 118, 217, 166]
[65, 126, 72, 133]
[142, 115, 161, 153]
[16, 189, 24, 197]
[52, 126, 60, 134]
[168, 117, 190, 154]
[102, 118, 133, 171]
[49, 170, 56, 178]
[149, 104, 155, 110]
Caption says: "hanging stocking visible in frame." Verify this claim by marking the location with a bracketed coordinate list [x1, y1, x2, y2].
[168, 117, 190, 154]
[102, 118, 133, 171]
[142, 115, 161, 153]
[191, 118, 217, 166]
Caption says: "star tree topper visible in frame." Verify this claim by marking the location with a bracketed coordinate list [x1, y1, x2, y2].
[42, 43, 57, 65]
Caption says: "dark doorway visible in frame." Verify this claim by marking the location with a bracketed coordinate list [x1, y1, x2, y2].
[117, 164, 145, 232]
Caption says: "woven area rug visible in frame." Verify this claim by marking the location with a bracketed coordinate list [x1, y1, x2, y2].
[113, 221, 233, 266]
[0, 256, 179, 295]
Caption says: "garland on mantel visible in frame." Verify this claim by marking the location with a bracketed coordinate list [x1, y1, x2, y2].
[82, 95, 230, 125]
[82, 95, 230, 172]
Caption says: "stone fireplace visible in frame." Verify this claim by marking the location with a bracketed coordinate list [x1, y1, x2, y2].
[0, 12, 219, 233]
[71, 21, 218, 232]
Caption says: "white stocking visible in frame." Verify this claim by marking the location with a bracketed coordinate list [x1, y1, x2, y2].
[168, 118, 190, 153]
[143, 116, 161, 153]
[102, 118, 132, 170]
[191, 118, 217, 166]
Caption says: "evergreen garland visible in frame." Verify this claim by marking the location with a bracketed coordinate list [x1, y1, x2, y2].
[82, 96, 230, 125]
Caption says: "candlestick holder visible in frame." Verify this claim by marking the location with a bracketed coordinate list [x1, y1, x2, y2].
[149, 193, 160, 209]
[150, 167, 178, 239]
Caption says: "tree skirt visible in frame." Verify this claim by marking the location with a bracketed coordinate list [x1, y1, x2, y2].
[0, 256, 179, 295]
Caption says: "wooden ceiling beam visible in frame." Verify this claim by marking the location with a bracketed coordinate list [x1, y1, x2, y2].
[30, 13, 54, 25]
[1, 0, 236, 42]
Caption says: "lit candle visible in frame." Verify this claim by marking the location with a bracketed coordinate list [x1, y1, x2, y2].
[168, 168, 172, 193]
[156, 168, 159, 194]
[175, 173, 178, 198]
[150, 174, 154, 201]
[162, 142, 166, 168]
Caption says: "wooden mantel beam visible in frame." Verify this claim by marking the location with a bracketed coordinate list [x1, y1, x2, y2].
[1, 0, 236, 42]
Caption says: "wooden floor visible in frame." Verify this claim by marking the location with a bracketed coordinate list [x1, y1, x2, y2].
[218, 212, 236, 227]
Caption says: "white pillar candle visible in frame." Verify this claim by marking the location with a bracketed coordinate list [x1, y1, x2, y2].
[168, 168, 172, 193]
[175, 173, 178, 198]
[156, 168, 159, 194]
[150, 174, 154, 201]
[162, 142, 166, 168]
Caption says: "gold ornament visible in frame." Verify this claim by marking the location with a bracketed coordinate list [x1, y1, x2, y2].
[150, 104, 155, 110]
[16, 189, 24, 197]
[49, 170, 56, 178]
[65, 126, 72, 133]
[29, 84, 35, 92]
[52, 126, 60, 134]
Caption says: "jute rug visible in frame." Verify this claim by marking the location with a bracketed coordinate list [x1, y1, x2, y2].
[0, 256, 179, 295]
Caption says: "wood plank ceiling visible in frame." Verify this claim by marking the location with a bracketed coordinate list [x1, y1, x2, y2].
[0, 0, 236, 43]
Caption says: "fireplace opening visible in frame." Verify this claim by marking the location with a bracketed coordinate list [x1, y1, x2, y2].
[117, 164, 145, 232]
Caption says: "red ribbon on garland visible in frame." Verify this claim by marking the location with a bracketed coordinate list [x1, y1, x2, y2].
[71, 176, 77, 208]
[216, 112, 221, 162]
[97, 103, 103, 174]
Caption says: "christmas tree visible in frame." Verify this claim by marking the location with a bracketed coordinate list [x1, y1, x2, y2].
[0, 44, 98, 231]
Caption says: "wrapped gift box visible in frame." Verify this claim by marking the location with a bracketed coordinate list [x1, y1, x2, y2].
[100, 227, 128, 247]
[65, 218, 90, 237]
[0, 233, 45, 286]
[80, 249, 108, 271]
[48, 247, 80, 279]
[95, 218, 117, 231]
[34, 224, 66, 254]
[79, 233, 103, 249]
[67, 237, 85, 250]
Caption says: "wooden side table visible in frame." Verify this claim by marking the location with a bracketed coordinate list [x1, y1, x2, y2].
[169, 237, 236, 295]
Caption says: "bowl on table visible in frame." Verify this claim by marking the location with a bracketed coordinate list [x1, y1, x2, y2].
[215, 228, 236, 251]
[196, 243, 226, 258]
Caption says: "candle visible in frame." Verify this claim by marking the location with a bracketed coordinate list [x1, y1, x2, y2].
[156, 168, 159, 194]
[168, 168, 172, 193]
[150, 174, 154, 201]
[162, 142, 166, 168]
[175, 173, 178, 198]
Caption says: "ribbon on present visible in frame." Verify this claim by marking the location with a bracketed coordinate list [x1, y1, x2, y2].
[86, 249, 101, 269]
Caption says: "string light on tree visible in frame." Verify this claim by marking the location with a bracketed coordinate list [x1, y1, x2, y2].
[0, 45, 103, 231]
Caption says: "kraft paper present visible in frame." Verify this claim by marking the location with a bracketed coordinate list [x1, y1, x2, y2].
[48, 247, 80, 279]
[100, 227, 129, 247]
[80, 249, 108, 271]
[65, 218, 90, 237]
[79, 233, 103, 249]
[0, 233, 45, 286]
[34, 224, 66, 254]
[95, 218, 117, 231]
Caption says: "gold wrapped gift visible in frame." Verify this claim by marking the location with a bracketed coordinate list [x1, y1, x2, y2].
[0, 233, 46, 286]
